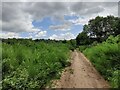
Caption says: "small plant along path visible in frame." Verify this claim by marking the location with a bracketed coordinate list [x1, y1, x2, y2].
[53, 50, 110, 88]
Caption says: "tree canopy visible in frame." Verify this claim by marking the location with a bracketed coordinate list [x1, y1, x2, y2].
[76, 16, 120, 45]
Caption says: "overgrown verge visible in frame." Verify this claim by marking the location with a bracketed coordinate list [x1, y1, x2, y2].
[83, 35, 120, 88]
[2, 40, 70, 89]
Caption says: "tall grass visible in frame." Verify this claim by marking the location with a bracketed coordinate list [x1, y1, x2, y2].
[2, 40, 70, 89]
[83, 35, 120, 88]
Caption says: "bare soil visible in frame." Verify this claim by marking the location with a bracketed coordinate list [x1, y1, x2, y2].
[52, 50, 110, 88]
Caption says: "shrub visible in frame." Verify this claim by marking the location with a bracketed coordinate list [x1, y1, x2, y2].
[2, 40, 70, 89]
[83, 35, 120, 88]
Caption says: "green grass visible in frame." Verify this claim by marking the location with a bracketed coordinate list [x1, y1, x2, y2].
[2, 40, 70, 89]
[83, 35, 120, 88]
[78, 45, 90, 52]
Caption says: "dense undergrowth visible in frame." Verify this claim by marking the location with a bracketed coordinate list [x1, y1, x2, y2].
[82, 35, 120, 88]
[2, 40, 71, 89]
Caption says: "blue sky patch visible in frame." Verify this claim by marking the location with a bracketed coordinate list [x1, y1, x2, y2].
[31, 15, 83, 39]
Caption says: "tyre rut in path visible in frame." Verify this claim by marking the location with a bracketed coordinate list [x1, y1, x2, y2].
[53, 50, 110, 88]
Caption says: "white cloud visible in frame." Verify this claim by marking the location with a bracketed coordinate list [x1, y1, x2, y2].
[49, 32, 75, 40]
[0, 32, 20, 39]
[69, 2, 118, 25]
[1, 2, 118, 39]
[2, 2, 118, 32]
[23, 2, 68, 20]
[2, 17, 40, 33]
[68, 2, 118, 26]
[0, 22, 1, 28]
[69, 17, 89, 25]
[35, 31, 47, 38]
[0, 30, 47, 39]
[2, 0, 120, 2]
[49, 22, 72, 31]
[2, 2, 40, 33]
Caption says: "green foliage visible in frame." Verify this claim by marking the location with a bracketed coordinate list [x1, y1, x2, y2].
[79, 45, 90, 52]
[67, 39, 76, 51]
[87, 16, 120, 42]
[76, 16, 120, 45]
[76, 15, 120, 88]
[109, 70, 120, 88]
[2, 40, 70, 89]
[76, 32, 90, 45]
[83, 35, 120, 88]
[78, 41, 98, 52]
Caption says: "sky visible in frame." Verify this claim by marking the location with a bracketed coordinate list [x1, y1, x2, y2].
[0, 0, 119, 40]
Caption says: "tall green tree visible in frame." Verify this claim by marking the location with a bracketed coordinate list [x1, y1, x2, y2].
[87, 16, 120, 42]
[76, 16, 120, 45]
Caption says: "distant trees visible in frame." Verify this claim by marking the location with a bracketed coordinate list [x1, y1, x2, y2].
[76, 16, 120, 45]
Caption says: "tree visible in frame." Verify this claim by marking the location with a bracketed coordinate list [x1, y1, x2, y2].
[76, 31, 90, 45]
[114, 17, 120, 35]
[76, 16, 120, 45]
[84, 16, 120, 42]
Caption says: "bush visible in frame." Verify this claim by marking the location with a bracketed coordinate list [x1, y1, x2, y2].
[2, 40, 70, 89]
[83, 35, 120, 88]
[79, 45, 89, 52]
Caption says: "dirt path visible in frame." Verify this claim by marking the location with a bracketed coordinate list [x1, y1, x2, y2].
[53, 50, 110, 88]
